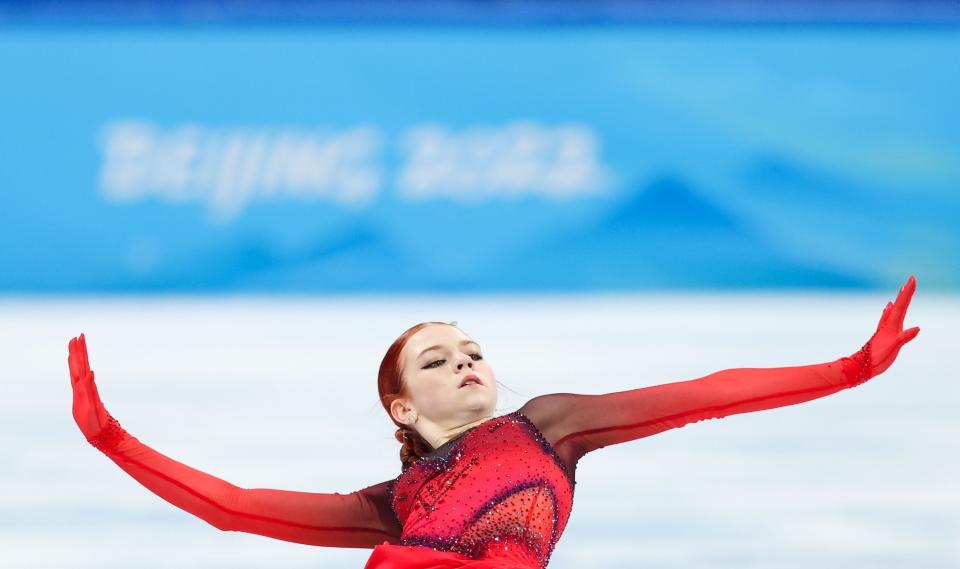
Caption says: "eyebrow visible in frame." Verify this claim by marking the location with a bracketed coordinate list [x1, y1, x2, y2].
[417, 340, 481, 360]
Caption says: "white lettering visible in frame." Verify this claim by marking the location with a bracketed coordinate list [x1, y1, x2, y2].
[98, 122, 385, 224]
[397, 121, 609, 201]
[98, 120, 610, 223]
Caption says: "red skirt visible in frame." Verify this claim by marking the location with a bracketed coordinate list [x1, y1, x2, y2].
[364, 543, 537, 569]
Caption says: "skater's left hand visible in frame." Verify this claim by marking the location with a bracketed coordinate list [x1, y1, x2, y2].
[862, 274, 920, 378]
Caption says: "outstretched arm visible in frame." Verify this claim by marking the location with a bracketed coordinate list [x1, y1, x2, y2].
[522, 275, 920, 467]
[69, 334, 401, 548]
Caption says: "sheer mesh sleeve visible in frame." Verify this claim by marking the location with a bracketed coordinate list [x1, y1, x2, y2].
[88, 416, 402, 548]
[523, 350, 872, 468]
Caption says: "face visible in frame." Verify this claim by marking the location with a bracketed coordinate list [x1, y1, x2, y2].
[393, 324, 497, 427]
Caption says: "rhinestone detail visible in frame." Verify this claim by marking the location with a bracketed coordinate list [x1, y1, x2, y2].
[87, 415, 128, 454]
[387, 411, 576, 569]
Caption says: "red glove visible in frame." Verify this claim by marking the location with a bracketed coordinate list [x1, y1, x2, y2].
[68, 333, 123, 451]
[840, 274, 921, 386]
[67, 334, 400, 548]
[524, 275, 923, 466]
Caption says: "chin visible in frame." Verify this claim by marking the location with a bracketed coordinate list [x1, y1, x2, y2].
[462, 396, 496, 411]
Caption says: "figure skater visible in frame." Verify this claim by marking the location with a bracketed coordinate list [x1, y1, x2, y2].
[68, 275, 921, 569]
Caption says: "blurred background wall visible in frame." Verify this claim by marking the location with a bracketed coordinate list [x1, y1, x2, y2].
[2, 0, 957, 294]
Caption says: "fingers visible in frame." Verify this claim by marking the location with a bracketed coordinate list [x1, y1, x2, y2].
[79, 333, 88, 366]
[68, 342, 82, 383]
[879, 301, 894, 328]
[898, 326, 920, 344]
[68, 334, 90, 384]
[892, 275, 917, 330]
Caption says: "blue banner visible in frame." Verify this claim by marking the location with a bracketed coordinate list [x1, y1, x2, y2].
[1, 26, 958, 292]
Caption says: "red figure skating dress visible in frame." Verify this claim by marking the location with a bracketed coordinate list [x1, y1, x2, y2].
[70, 312, 920, 569]
[369, 411, 575, 568]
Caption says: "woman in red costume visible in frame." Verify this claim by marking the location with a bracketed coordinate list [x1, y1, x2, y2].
[68, 275, 921, 569]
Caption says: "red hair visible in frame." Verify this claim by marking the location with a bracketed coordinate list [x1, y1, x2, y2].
[378, 321, 458, 471]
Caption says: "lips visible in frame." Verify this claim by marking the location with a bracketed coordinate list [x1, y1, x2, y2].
[459, 374, 482, 388]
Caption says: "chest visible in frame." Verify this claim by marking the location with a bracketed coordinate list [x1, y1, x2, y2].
[388, 413, 576, 565]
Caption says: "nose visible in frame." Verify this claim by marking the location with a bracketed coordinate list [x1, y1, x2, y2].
[456, 355, 473, 370]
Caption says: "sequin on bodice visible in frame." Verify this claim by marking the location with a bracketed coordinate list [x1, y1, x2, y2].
[387, 411, 576, 568]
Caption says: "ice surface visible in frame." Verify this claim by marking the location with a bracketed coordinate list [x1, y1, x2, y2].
[1, 292, 956, 569]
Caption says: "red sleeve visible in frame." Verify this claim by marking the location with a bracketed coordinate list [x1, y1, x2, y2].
[524, 347, 872, 467]
[87, 416, 402, 548]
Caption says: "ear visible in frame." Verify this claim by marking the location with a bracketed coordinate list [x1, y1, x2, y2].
[390, 397, 417, 427]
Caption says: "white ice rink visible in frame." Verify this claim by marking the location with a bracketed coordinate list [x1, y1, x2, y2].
[2, 292, 957, 569]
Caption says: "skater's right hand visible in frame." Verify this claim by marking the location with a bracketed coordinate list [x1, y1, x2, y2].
[68, 333, 112, 441]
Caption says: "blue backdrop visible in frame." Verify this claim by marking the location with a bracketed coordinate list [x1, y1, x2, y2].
[1, 25, 958, 293]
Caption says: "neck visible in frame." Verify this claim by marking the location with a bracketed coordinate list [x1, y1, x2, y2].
[429, 414, 495, 449]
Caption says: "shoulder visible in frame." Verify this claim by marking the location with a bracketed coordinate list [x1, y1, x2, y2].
[517, 393, 581, 446]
